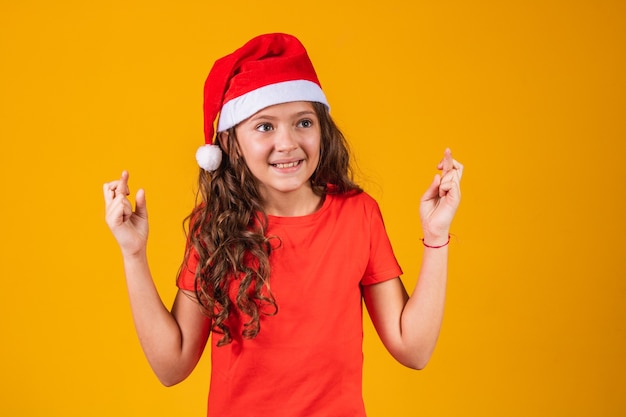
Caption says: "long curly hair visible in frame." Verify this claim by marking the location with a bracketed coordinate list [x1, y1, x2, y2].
[182, 102, 361, 346]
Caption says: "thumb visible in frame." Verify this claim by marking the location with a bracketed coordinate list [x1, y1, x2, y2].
[134, 188, 148, 219]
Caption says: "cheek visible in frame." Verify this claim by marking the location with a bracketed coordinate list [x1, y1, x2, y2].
[239, 141, 269, 163]
[304, 130, 322, 156]
[311, 140, 322, 163]
[311, 143, 321, 161]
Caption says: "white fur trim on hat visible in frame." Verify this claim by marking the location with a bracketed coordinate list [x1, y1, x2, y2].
[217, 79, 328, 133]
[196, 144, 223, 171]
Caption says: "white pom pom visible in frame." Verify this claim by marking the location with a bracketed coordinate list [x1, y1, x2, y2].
[195, 144, 223, 171]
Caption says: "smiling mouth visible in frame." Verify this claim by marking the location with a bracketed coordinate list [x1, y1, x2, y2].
[271, 160, 302, 168]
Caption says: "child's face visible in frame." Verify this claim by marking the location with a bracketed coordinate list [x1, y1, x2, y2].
[234, 101, 321, 202]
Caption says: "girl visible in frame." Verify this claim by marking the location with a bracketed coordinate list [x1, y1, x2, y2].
[104, 33, 463, 417]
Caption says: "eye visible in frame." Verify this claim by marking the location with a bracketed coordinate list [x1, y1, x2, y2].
[297, 119, 313, 128]
[255, 123, 273, 132]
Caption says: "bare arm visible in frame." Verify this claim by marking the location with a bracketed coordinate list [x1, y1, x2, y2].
[363, 149, 463, 369]
[122, 253, 210, 386]
[363, 250, 448, 370]
[104, 171, 210, 386]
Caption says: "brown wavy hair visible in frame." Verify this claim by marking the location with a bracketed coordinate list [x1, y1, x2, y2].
[182, 102, 361, 346]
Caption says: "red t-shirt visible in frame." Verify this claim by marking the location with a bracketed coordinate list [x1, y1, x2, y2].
[178, 191, 402, 417]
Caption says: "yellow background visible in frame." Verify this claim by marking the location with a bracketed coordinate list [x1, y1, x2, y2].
[1, 1, 624, 416]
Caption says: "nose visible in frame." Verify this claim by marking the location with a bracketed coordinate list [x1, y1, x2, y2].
[274, 127, 298, 152]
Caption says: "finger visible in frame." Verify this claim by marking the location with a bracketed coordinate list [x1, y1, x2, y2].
[121, 197, 133, 222]
[134, 188, 148, 219]
[454, 160, 464, 181]
[440, 173, 456, 198]
[442, 148, 453, 174]
[118, 170, 131, 196]
[436, 148, 453, 170]
[441, 164, 461, 183]
[438, 158, 464, 183]
[440, 166, 463, 196]
[105, 195, 129, 228]
[103, 182, 115, 205]
[104, 172, 130, 199]
[439, 178, 461, 201]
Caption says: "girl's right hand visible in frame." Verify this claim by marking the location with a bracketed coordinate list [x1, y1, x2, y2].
[103, 171, 149, 257]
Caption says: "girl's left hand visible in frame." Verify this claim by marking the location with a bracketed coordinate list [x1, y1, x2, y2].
[419, 148, 464, 242]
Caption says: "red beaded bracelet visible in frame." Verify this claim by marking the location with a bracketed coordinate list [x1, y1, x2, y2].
[420, 234, 451, 248]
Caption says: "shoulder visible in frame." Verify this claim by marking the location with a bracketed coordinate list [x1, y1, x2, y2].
[330, 188, 378, 207]
[326, 189, 382, 219]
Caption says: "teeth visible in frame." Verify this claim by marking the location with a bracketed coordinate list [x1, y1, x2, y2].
[273, 161, 299, 168]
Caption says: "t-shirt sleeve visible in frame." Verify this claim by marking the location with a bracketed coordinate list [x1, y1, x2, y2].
[361, 200, 403, 286]
[177, 242, 200, 292]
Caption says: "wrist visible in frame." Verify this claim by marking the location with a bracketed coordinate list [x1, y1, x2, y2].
[121, 247, 148, 263]
[421, 226, 450, 244]
[420, 234, 450, 248]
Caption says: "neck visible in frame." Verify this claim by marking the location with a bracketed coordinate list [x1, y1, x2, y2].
[261, 186, 324, 217]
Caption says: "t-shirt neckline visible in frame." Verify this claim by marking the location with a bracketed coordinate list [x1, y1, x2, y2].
[267, 193, 333, 226]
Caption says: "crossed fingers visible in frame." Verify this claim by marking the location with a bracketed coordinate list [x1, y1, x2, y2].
[103, 171, 131, 203]
[437, 148, 463, 197]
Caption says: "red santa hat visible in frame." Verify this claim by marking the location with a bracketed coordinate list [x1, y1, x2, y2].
[196, 33, 330, 171]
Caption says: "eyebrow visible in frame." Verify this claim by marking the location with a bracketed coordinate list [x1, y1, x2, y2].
[248, 110, 316, 123]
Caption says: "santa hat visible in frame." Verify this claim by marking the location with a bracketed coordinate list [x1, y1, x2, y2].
[195, 33, 329, 171]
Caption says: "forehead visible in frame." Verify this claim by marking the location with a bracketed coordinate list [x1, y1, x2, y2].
[249, 101, 317, 118]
